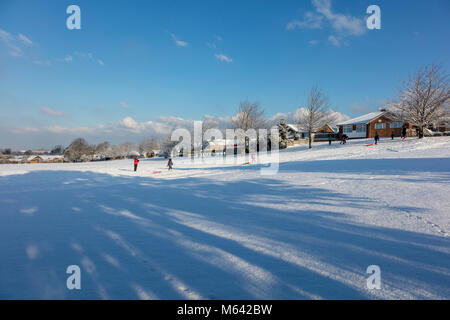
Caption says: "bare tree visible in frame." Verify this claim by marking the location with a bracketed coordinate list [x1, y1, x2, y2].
[160, 133, 178, 158]
[118, 142, 134, 157]
[393, 64, 449, 138]
[202, 117, 219, 134]
[298, 86, 335, 149]
[199, 117, 221, 153]
[138, 137, 160, 157]
[232, 100, 266, 153]
[232, 100, 266, 131]
[95, 141, 110, 155]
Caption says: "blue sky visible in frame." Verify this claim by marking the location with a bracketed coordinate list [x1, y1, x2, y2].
[0, 0, 449, 148]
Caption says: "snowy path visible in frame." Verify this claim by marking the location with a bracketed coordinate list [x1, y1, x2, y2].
[0, 137, 449, 299]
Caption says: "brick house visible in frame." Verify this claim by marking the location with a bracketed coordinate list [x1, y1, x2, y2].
[316, 124, 337, 134]
[337, 109, 409, 139]
[314, 124, 338, 141]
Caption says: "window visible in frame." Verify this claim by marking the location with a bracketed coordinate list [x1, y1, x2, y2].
[375, 123, 386, 129]
[343, 125, 352, 133]
[390, 121, 402, 128]
[356, 124, 366, 132]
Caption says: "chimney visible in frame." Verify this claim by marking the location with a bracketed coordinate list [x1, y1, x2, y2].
[379, 107, 387, 112]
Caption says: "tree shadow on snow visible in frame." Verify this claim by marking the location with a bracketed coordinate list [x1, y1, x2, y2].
[0, 168, 449, 300]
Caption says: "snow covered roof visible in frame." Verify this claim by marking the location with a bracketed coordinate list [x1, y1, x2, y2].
[25, 155, 63, 160]
[338, 111, 386, 126]
[207, 139, 233, 146]
[287, 124, 300, 132]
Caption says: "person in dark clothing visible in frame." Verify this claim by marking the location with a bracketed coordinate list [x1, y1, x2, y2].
[167, 158, 173, 171]
[374, 131, 379, 145]
[391, 132, 395, 140]
[134, 157, 139, 172]
[328, 134, 333, 145]
[402, 127, 407, 140]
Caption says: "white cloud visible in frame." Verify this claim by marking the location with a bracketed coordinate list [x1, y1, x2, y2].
[313, 0, 365, 36]
[39, 107, 65, 116]
[287, 11, 324, 30]
[287, 0, 365, 45]
[309, 39, 319, 45]
[120, 117, 140, 130]
[97, 59, 104, 66]
[9, 127, 40, 134]
[215, 53, 233, 63]
[328, 35, 341, 47]
[0, 29, 23, 56]
[47, 125, 95, 134]
[7, 44, 23, 57]
[0, 29, 13, 42]
[170, 33, 188, 47]
[18, 34, 33, 45]
[64, 55, 73, 62]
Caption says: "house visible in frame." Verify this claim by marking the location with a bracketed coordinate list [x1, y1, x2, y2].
[286, 124, 301, 139]
[316, 124, 337, 134]
[435, 121, 450, 133]
[280, 123, 310, 146]
[148, 150, 160, 158]
[314, 124, 338, 141]
[29, 156, 44, 164]
[204, 138, 242, 155]
[337, 109, 409, 139]
[127, 151, 140, 159]
[286, 123, 338, 142]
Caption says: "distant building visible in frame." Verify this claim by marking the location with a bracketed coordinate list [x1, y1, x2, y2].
[314, 124, 338, 141]
[337, 109, 410, 139]
[204, 138, 241, 155]
[286, 124, 311, 139]
[316, 124, 337, 134]
[127, 151, 141, 159]
[435, 121, 450, 133]
[29, 156, 44, 164]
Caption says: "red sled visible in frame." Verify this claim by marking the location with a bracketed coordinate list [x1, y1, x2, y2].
[153, 171, 162, 174]
[366, 144, 374, 147]
[242, 162, 250, 165]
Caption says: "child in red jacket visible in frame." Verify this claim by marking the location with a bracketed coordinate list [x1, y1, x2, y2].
[134, 157, 139, 172]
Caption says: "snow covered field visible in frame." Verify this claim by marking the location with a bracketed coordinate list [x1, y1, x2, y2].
[0, 137, 449, 299]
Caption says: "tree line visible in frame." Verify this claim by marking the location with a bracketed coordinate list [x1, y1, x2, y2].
[4, 63, 446, 161]
[63, 63, 450, 161]
[62, 137, 161, 162]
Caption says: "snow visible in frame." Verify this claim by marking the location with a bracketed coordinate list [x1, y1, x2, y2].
[338, 111, 385, 125]
[0, 137, 449, 299]
[287, 124, 301, 132]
